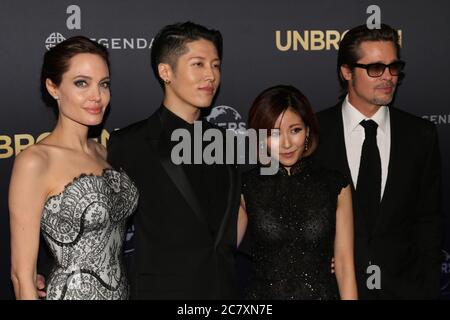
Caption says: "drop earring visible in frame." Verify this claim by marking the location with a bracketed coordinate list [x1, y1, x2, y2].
[304, 135, 309, 152]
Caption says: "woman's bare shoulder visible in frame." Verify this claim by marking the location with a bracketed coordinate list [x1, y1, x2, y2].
[13, 144, 51, 174]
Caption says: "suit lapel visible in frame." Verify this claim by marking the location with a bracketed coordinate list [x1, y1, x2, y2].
[214, 164, 239, 248]
[329, 104, 354, 189]
[375, 108, 401, 233]
[146, 110, 210, 231]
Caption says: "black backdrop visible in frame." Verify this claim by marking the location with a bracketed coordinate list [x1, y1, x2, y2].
[1, 0, 449, 299]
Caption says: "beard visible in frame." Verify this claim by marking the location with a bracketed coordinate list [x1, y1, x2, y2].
[352, 78, 396, 106]
[371, 95, 394, 106]
[373, 80, 396, 106]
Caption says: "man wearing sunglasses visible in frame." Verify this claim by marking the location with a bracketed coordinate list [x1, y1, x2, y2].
[315, 24, 442, 299]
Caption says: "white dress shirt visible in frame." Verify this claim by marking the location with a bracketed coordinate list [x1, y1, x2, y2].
[341, 95, 391, 199]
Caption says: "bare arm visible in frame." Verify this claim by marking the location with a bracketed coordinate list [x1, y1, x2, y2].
[334, 185, 358, 300]
[237, 195, 248, 247]
[9, 148, 49, 300]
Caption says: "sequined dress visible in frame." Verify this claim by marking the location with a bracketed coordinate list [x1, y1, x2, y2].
[40, 168, 139, 300]
[242, 158, 348, 299]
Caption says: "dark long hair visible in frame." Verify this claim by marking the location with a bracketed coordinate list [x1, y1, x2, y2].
[40, 36, 110, 114]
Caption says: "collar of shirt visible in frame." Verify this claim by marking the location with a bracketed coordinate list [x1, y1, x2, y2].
[160, 104, 196, 134]
[342, 95, 389, 135]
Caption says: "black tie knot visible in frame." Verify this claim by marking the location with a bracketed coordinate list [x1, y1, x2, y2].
[360, 120, 378, 138]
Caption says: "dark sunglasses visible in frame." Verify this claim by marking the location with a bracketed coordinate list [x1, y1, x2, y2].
[350, 60, 406, 77]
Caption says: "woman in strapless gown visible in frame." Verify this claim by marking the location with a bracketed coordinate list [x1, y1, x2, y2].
[41, 169, 138, 300]
[9, 36, 138, 300]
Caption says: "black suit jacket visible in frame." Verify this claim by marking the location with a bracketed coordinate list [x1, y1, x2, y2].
[107, 107, 241, 299]
[314, 103, 442, 299]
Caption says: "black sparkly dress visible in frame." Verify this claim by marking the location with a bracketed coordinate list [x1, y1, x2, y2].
[242, 157, 348, 300]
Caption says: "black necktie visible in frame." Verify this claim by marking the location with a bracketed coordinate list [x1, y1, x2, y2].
[356, 120, 381, 230]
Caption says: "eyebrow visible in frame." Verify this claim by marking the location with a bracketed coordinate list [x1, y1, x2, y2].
[363, 59, 400, 64]
[188, 56, 220, 61]
[273, 123, 302, 129]
[72, 75, 110, 81]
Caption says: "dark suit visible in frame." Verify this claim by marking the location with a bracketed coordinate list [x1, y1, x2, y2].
[107, 106, 241, 299]
[315, 103, 442, 299]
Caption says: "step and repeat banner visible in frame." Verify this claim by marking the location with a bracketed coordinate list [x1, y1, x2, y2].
[1, 0, 449, 299]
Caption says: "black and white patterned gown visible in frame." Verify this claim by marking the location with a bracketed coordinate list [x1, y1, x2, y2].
[40, 168, 138, 300]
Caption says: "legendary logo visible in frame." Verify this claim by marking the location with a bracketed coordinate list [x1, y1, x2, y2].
[44, 5, 153, 50]
[422, 114, 450, 125]
[44, 32, 153, 50]
[45, 32, 66, 50]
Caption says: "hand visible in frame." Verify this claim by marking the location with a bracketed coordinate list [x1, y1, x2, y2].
[330, 257, 335, 274]
[36, 274, 47, 299]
